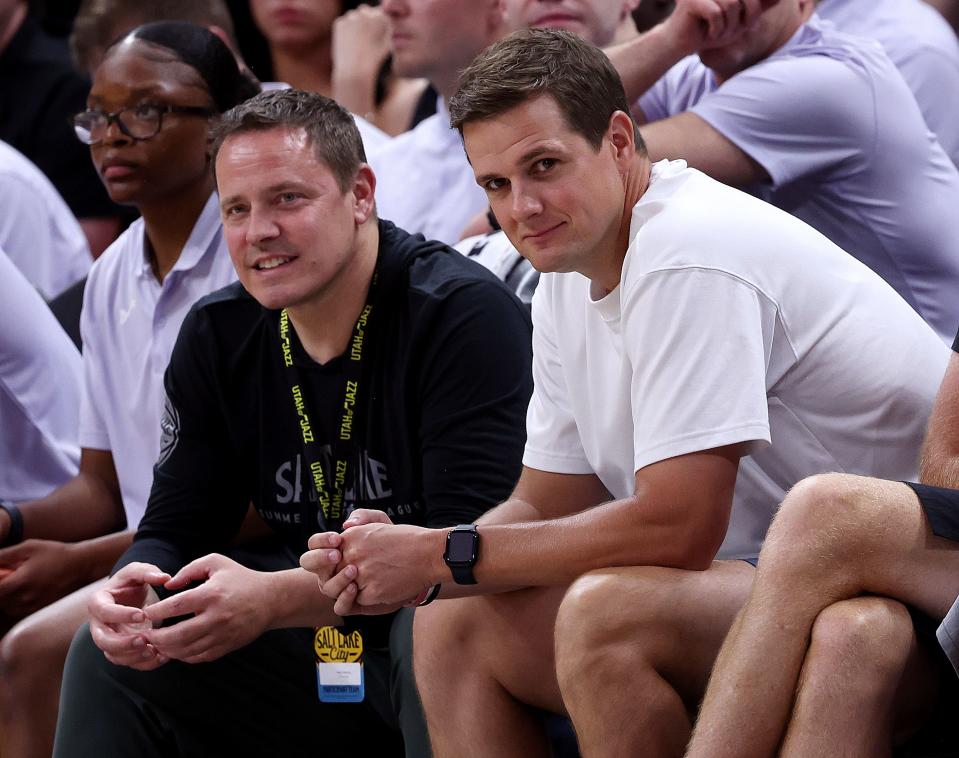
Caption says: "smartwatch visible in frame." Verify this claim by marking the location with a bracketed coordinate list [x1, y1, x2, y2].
[444, 524, 479, 584]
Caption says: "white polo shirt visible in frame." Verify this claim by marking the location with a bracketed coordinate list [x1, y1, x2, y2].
[78, 193, 236, 529]
[368, 97, 487, 245]
[0, 246, 81, 501]
[525, 160, 948, 560]
[0, 140, 91, 300]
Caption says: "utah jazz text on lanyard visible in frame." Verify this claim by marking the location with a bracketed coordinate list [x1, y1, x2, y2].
[278, 295, 373, 531]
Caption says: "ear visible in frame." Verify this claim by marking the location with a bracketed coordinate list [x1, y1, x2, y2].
[352, 164, 377, 225]
[607, 110, 637, 166]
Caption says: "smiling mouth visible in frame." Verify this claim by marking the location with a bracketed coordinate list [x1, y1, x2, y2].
[256, 256, 294, 270]
[524, 222, 564, 241]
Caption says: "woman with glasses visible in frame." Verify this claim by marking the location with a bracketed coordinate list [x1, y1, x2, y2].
[0, 21, 258, 758]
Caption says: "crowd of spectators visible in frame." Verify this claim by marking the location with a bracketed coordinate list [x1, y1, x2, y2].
[2, 1, 959, 756]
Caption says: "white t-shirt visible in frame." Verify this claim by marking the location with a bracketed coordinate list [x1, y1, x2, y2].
[817, 0, 959, 167]
[638, 16, 959, 340]
[78, 193, 236, 528]
[0, 246, 81, 501]
[0, 140, 91, 300]
[368, 97, 487, 245]
[524, 160, 949, 560]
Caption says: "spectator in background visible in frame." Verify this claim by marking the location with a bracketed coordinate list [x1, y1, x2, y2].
[0, 140, 91, 300]
[816, 0, 959, 167]
[367, 0, 506, 244]
[606, 0, 959, 340]
[69, 0, 240, 76]
[330, 3, 434, 135]
[0, 244, 82, 568]
[502, 0, 641, 45]
[0, 23, 256, 758]
[0, 0, 123, 256]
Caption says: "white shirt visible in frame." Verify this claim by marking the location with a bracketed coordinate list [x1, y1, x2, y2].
[639, 16, 959, 340]
[368, 97, 487, 245]
[0, 140, 91, 299]
[525, 160, 948, 560]
[78, 193, 236, 528]
[0, 246, 81, 501]
[817, 0, 959, 167]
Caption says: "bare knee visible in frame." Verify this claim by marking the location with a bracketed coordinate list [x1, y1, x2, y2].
[555, 569, 675, 684]
[807, 598, 915, 683]
[0, 611, 73, 696]
[759, 474, 877, 579]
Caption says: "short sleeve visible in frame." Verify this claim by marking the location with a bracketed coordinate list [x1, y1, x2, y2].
[622, 267, 774, 472]
[77, 270, 111, 451]
[523, 283, 594, 474]
[691, 53, 874, 187]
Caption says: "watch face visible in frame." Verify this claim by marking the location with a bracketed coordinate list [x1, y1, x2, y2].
[447, 531, 476, 563]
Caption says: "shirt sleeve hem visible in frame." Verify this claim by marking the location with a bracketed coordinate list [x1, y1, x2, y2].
[522, 449, 595, 475]
[634, 423, 770, 473]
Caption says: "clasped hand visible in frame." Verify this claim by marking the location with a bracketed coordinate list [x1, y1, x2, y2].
[87, 555, 276, 671]
[300, 509, 433, 616]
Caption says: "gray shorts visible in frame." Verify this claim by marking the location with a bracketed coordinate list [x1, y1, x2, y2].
[938, 596, 959, 678]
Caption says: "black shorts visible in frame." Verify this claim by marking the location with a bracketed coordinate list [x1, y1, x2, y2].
[904, 482, 959, 543]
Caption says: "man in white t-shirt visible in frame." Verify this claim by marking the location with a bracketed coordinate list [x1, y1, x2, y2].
[0, 140, 91, 300]
[300, 29, 949, 756]
[605, 0, 959, 340]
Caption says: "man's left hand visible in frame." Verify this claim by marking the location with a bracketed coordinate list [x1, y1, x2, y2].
[141, 554, 278, 664]
[302, 509, 438, 611]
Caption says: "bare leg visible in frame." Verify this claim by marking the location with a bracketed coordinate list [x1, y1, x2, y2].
[687, 474, 959, 758]
[0, 579, 104, 758]
[413, 586, 568, 758]
[554, 561, 754, 758]
[779, 596, 936, 758]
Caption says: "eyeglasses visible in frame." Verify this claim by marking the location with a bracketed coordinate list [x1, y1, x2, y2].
[71, 102, 217, 145]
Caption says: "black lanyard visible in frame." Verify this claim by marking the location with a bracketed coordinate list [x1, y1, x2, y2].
[278, 283, 375, 532]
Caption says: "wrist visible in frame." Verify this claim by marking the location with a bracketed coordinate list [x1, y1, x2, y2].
[0, 501, 23, 547]
[0, 507, 10, 544]
[424, 527, 451, 585]
[649, 15, 700, 62]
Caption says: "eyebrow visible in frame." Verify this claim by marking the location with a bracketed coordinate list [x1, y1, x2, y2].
[475, 145, 559, 187]
[219, 182, 311, 208]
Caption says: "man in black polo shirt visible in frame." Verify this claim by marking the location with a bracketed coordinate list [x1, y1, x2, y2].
[52, 89, 532, 758]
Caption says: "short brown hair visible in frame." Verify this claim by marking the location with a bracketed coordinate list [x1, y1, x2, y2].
[209, 89, 367, 193]
[449, 28, 644, 152]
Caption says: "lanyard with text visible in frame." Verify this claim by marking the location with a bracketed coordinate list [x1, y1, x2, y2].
[277, 285, 374, 534]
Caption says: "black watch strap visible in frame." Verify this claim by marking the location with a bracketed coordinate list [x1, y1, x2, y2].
[449, 562, 476, 585]
[0, 501, 24, 548]
[444, 524, 479, 585]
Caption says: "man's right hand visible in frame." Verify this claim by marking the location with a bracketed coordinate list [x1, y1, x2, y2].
[663, 0, 777, 54]
[87, 562, 171, 671]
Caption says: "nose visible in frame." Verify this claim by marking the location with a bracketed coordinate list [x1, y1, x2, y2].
[101, 115, 131, 146]
[510, 183, 544, 223]
[381, 0, 406, 18]
[245, 206, 280, 246]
